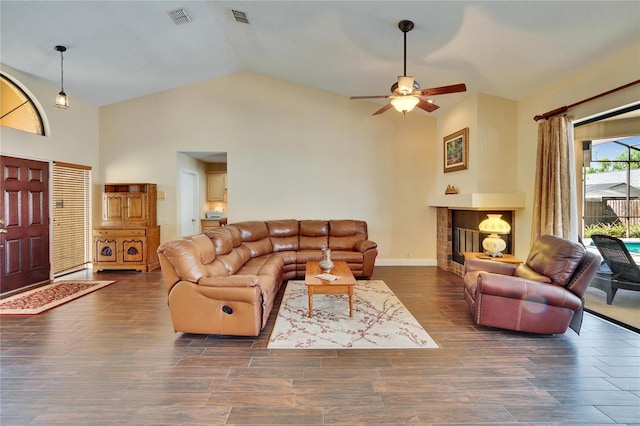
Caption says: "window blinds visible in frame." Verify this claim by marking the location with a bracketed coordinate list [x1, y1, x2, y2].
[52, 162, 92, 275]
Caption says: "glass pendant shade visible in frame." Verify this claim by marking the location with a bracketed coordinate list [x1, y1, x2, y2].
[56, 91, 69, 109]
[391, 95, 419, 113]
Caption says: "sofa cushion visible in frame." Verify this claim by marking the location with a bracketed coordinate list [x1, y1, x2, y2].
[525, 235, 585, 287]
[514, 264, 552, 283]
[267, 219, 299, 252]
[330, 220, 367, 250]
[203, 260, 229, 277]
[216, 245, 252, 275]
[244, 238, 273, 258]
[205, 227, 234, 255]
[299, 220, 329, 250]
[234, 221, 269, 242]
[159, 238, 207, 283]
[227, 225, 243, 248]
[238, 254, 285, 278]
[188, 234, 216, 265]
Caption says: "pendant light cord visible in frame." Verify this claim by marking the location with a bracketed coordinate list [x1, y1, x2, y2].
[60, 49, 64, 92]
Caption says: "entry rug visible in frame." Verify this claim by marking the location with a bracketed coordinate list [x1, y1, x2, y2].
[0, 281, 116, 315]
[268, 280, 438, 349]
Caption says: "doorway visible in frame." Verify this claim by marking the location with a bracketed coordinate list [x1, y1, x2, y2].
[179, 169, 199, 237]
[0, 155, 50, 294]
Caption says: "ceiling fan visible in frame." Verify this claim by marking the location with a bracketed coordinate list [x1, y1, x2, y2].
[350, 20, 467, 115]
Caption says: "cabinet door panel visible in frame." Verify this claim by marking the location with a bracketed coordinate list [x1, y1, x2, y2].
[207, 173, 226, 201]
[122, 239, 144, 262]
[95, 239, 117, 262]
[124, 194, 147, 222]
[103, 195, 124, 221]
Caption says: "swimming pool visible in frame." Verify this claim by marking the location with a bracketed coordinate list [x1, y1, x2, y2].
[587, 238, 640, 254]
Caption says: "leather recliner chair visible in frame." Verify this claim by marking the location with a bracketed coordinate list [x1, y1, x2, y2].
[464, 235, 601, 334]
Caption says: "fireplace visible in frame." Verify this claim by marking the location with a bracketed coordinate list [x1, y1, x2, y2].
[428, 192, 525, 276]
[451, 210, 513, 265]
[434, 207, 516, 276]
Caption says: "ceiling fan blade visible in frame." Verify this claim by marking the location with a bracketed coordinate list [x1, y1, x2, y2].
[350, 95, 392, 100]
[417, 83, 467, 97]
[416, 99, 440, 113]
[372, 103, 394, 115]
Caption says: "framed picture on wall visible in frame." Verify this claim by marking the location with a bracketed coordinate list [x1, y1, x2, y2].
[444, 127, 469, 173]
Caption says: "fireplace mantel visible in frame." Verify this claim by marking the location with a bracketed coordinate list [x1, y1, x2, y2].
[427, 193, 525, 210]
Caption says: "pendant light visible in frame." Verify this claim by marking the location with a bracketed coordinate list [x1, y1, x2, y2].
[55, 45, 69, 109]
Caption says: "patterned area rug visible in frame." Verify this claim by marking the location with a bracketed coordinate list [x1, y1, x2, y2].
[0, 281, 116, 315]
[268, 280, 438, 349]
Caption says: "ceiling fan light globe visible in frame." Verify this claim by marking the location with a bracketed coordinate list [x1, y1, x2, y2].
[391, 95, 419, 113]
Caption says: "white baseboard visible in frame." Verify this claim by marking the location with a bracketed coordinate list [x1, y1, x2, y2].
[375, 259, 438, 266]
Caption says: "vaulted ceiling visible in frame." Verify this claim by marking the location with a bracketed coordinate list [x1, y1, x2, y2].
[2, 1, 639, 114]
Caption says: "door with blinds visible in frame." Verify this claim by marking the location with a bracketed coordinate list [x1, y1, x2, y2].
[52, 162, 92, 275]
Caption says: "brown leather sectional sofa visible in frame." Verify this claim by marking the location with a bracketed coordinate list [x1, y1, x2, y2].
[157, 219, 378, 336]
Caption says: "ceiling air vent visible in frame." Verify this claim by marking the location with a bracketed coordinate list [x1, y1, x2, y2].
[167, 8, 192, 25]
[231, 9, 250, 24]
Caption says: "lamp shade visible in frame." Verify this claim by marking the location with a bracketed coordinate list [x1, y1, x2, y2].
[478, 214, 511, 234]
[56, 91, 69, 109]
[397, 76, 415, 94]
[391, 95, 419, 113]
[478, 214, 511, 257]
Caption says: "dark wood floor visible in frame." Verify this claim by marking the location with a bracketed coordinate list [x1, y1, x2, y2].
[1, 266, 639, 425]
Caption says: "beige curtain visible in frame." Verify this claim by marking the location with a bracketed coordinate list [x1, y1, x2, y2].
[531, 115, 579, 243]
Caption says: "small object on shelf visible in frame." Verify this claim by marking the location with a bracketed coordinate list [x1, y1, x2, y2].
[445, 185, 458, 194]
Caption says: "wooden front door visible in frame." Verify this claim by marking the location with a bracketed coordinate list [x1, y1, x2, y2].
[0, 155, 50, 293]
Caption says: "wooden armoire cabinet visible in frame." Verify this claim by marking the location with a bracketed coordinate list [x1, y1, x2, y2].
[93, 183, 160, 272]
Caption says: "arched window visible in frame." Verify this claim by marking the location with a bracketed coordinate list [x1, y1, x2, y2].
[0, 73, 45, 136]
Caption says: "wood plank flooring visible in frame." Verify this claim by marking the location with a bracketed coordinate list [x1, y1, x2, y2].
[1, 266, 639, 425]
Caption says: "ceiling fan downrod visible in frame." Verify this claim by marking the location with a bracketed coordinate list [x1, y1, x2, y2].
[398, 20, 414, 77]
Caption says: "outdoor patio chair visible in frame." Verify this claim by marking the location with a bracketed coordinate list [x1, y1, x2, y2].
[590, 234, 640, 304]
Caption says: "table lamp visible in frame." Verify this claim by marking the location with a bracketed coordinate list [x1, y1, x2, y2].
[478, 214, 511, 257]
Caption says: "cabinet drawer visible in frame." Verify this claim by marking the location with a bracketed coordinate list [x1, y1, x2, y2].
[94, 228, 146, 237]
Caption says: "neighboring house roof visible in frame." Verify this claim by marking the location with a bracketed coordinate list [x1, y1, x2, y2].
[585, 182, 640, 201]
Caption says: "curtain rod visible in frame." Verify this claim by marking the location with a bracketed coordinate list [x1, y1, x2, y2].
[533, 79, 640, 122]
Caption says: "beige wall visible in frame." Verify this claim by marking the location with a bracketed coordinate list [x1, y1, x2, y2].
[435, 93, 518, 194]
[99, 72, 439, 263]
[3, 42, 638, 266]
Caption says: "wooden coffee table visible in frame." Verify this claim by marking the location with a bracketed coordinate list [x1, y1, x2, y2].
[304, 261, 357, 317]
